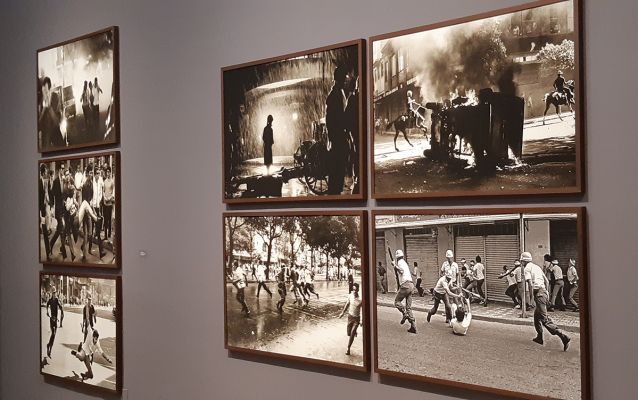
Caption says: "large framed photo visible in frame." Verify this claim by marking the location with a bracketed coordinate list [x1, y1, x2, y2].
[223, 211, 369, 371]
[37, 27, 119, 153]
[372, 207, 589, 400]
[370, 0, 583, 199]
[222, 40, 366, 204]
[38, 151, 120, 269]
[40, 272, 122, 393]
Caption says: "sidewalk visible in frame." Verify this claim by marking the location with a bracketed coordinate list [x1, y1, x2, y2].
[377, 292, 580, 333]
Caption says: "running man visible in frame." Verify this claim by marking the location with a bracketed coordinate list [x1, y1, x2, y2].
[304, 266, 320, 299]
[82, 293, 97, 341]
[413, 262, 424, 297]
[276, 265, 287, 313]
[71, 328, 113, 382]
[255, 260, 272, 298]
[230, 261, 250, 316]
[521, 252, 571, 351]
[45, 286, 64, 358]
[339, 282, 363, 355]
[498, 265, 520, 307]
[393, 249, 417, 334]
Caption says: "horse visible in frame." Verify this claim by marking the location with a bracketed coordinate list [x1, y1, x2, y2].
[387, 112, 428, 152]
[542, 80, 575, 124]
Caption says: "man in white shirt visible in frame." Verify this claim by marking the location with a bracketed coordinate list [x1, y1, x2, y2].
[393, 249, 417, 333]
[256, 260, 273, 298]
[566, 259, 579, 311]
[471, 256, 486, 305]
[521, 252, 571, 351]
[440, 250, 459, 281]
[230, 261, 250, 316]
[71, 328, 113, 382]
[498, 265, 520, 307]
[339, 282, 363, 355]
[427, 275, 463, 323]
[450, 297, 472, 335]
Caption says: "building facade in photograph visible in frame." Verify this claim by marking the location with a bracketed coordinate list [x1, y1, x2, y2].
[375, 213, 579, 303]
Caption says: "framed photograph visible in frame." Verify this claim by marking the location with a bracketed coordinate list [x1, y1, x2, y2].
[222, 39, 366, 204]
[370, 0, 583, 199]
[372, 207, 589, 400]
[37, 26, 119, 153]
[223, 211, 369, 371]
[38, 151, 120, 269]
[40, 272, 122, 393]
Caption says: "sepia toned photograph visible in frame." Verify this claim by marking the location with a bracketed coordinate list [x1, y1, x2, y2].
[222, 40, 365, 203]
[37, 27, 119, 153]
[371, 0, 583, 199]
[224, 211, 368, 370]
[39, 152, 120, 268]
[373, 208, 589, 399]
[40, 272, 122, 393]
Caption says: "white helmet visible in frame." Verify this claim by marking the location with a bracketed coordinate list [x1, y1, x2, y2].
[445, 250, 454, 258]
[520, 252, 533, 262]
[395, 249, 404, 258]
[569, 259, 576, 267]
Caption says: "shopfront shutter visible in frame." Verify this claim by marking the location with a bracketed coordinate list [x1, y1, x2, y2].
[454, 235, 486, 292]
[405, 235, 439, 291]
[550, 220, 579, 303]
[375, 237, 386, 291]
[485, 235, 520, 303]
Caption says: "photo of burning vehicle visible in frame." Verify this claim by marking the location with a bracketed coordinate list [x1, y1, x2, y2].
[37, 27, 118, 153]
[222, 41, 364, 202]
[371, 0, 581, 198]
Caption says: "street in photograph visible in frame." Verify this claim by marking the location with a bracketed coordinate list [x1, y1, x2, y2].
[372, 0, 580, 197]
[39, 153, 118, 266]
[38, 28, 118, 152]
[224, 214, 366, 367]
[374, 210, 585, 400]
[40, 274, 119, 391]
[223, 42, 363, 200]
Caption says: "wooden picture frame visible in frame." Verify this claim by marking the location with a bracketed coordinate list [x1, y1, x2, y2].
[38, 151, 121, 269]
[37, 26, 120, 154]
[40, 271, 123, 394]
[371, 207, 590, 400]
[369, 0, 584, 200]
[223, 210, 370, 372]
[221, 39, 367, 204]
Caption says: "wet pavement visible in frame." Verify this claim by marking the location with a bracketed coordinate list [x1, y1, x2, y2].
[377, 292, 580, 332]
[226, 279, 364, 366]
[40, 305, 117, 390]
[377, 306, 581, 400]
[374, 113, 577, 194]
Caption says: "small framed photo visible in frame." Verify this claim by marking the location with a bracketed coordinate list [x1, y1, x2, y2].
[372, 207, 589, 400]
[38, 151, 120, 269]
[37, 27, 119, 153]
[222, 39, 366, 204]
[40, 272, 122, 393]
[370, 0, 583, 199]
[223, 211, 369, 371]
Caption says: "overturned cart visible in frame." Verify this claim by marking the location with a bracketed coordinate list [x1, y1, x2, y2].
[425, 88, 524, 172]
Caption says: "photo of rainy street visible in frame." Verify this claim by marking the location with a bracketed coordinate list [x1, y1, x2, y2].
[224, 214, 366, 367]
[223, 43, 362, 200]
[372, 0, 579, 196]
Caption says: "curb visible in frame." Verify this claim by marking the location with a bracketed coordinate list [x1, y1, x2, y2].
[377, 301, 580, 333]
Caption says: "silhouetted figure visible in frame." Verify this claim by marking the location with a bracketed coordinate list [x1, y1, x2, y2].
[326, 66, 349, 195]
[262, 115, 274, 175]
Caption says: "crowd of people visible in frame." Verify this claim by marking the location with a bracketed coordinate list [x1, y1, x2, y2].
[39, 159, 116, 263]
[388, 248, 575, 351]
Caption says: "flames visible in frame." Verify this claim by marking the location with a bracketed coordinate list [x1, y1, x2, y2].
[448, 88, 479, 107]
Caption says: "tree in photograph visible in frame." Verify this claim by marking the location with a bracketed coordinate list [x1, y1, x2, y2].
[246, 216, 285, 279]
[538, 39, 575, 77]
[282, 217, 304, 267]
[224, 216, 246, 275]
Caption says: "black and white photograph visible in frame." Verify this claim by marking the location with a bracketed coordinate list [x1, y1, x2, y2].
[373, 208, 589, 399]
[222, 40, 365, 203]
[38, 152, 120, 268]
[224, 212, 368, 370]
[371, 0, 582, 199]
[40, 272, 122, 393]
[37, 27, 119, 153]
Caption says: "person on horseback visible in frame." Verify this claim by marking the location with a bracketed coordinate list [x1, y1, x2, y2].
[553, 71, 573, 104]
[407, 90, 428, 129]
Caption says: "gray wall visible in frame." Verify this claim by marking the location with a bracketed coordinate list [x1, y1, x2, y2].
[1, 0, 636, 399]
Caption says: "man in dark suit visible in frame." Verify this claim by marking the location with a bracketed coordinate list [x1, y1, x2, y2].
[48, 164, 68, 260]
[326, 66, 349, 195]
[262, 115, 274, 175]
[39, 164, 52, 261]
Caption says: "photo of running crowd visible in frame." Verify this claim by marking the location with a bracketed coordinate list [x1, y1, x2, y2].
[224, 213, 366, 368]
[38, 27, 118, 152]
[40, 273, 120, 392]
[39, 152, 119, 266]
[374, 210, 585, 400]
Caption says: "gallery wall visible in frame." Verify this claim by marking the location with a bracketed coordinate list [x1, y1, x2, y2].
[0, 0, 637, 399]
